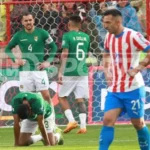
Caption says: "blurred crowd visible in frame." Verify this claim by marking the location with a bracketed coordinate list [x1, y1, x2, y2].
[0, 0, 147, 65]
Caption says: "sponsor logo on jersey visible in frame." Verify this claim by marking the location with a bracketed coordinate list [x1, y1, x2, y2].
[20, 39, 27, 41]
[34, 36, 38, 41]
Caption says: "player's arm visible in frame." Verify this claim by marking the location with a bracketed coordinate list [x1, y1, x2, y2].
[13, 114, 21, 146]
[37, 115, 50, 146]
[128, 33, 150, 77]
[128, 50, 150, 77]
[5, 34, 26, 66]
[37, 31, 57, 70]
[103, 52, 112, 86]
[58, 48, 68, 84]
[103, 34, 112, 86]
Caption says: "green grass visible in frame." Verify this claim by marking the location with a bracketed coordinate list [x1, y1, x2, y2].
[0, 125, 148, 150]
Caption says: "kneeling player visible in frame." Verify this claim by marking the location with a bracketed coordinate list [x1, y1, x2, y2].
[11, 92, 63, 146]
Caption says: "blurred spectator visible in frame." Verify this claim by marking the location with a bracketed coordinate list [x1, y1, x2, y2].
[116, 0, 143, 34]
[89, 2, 108, 51]
[131, 0, 146, 36]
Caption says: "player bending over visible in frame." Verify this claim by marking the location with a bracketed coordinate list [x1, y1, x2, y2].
[11, 92, 63, 146]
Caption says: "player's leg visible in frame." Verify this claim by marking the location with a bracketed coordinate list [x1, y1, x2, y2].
[19, 71, 35, 92]
[19, 119, 42, 146]
[99, 92, 123, 150]
[33, 71, 52, 104]
[58, 76, 78, 133]
[74, 76, 89, 134]
[44, 115, 64, 145]
[33, 71, 56, 124]
[124, 87, 150, 150]
[76, 98, 87, 134]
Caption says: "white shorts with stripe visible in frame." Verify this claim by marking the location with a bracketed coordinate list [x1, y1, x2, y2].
[19, 71, 49, 92]
[20, 114, 55, 134]
[58, 76, 89, 99]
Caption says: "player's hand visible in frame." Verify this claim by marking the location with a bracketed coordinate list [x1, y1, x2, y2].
[36, 61, 50, 70]
[14, 59, 26, 66]
[58, 72, 63, 85]
[127, 69, 138, 77]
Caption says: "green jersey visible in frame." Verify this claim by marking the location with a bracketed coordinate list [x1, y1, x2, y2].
[62, 31, 90, 76]
[11, 92, 52, 121]
[5, 27, 57, 71]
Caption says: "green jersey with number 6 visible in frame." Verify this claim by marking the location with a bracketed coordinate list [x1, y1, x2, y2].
[5, 27, 57, 71]
[11, 92, 52, 121]
[62, 31, 90, 76]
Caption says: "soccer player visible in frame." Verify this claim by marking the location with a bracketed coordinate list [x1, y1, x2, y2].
[58, 15, 90, 134]
[99, 9, 150, 150]
[11, 92, 64, 146]
[5, 12, 57, 105]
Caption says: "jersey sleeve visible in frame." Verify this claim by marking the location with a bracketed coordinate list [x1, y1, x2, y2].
[11, 97, 21, 114]
[104, 33, 110, 53]
[42, 29, 57, 63]
[32, 97, 45, 115]
[62, 33, 69, 49]
[42, 29, 53, 44]
[5, 33, 19, 62]
[133, 32, 150, 52]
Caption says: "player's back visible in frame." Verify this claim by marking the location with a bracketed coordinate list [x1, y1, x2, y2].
[62, 31, 90, 76]
[11, 92, 52, 120]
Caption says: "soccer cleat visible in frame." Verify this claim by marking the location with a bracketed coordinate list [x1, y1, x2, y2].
[63, 121, 78, 133]
[77, 128, 87, 134]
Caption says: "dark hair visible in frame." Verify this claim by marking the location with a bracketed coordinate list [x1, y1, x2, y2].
[69, 15, 82, 24]
[21, 11, 35, 20]
[17, 104, 30, 119]
[103, 9, 122, 17]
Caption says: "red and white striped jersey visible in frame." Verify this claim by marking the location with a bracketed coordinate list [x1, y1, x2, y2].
[104, 27, 150, 92]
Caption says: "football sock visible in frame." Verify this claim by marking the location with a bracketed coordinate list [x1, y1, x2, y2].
[137, 126, 150, 150]
[99, 126, 114, 150]
[79, 113, 86, 128]
[31, 134, 43, 143]
[64, 109, 75, 122]
[54, 133, 61, 143]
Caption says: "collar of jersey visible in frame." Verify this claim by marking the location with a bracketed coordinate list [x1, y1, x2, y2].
[115, 31, 124, 38]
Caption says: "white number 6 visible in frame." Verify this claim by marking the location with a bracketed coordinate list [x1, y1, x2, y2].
[76, 42, 85, 61]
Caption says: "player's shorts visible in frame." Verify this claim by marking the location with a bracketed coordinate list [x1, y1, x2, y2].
[58, 76, 89, 99]
[104, 86, 145, 119]
[20, 114, 55, 134]
[19, 71, 49, 92]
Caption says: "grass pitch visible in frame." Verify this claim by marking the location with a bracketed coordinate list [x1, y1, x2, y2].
[0, 125, 147, 150]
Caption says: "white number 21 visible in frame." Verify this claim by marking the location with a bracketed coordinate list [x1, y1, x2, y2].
[131, 100, 140, 110]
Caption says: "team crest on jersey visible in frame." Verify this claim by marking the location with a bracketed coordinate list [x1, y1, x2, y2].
[20, 85, 24, 89]
[34, 36, 38, 41]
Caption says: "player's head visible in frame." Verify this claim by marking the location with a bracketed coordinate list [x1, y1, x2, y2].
[117, 0, 129, 8]
[21, 12, 35, 32]
[68, 15, 82, 31]
[17, 104, 30, 119]
[102, 9, 123, 35]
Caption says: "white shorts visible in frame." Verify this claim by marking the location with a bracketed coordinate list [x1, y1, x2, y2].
[20, 114, 55, 134]
[19, 71, 49, 92]
[58, 76, 89, 99]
